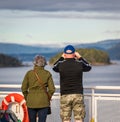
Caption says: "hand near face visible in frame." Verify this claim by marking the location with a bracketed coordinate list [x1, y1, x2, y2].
[75, 52, 82, 59]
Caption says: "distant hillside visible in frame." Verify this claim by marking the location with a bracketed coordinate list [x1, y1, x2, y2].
[74, 39, 120, 60]
[0, 43, 59, 54]
[107, 43, 120, 60]
[0, 42, 59, 61]
[10, 52, 57, 62]
[0, 39, 120, 61]
[74, 39, 120, 50]
[0, 39, 120, 54]
[0, 53, 22, 67]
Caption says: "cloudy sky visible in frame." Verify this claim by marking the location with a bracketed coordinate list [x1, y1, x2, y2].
[0, 0, 120, 46]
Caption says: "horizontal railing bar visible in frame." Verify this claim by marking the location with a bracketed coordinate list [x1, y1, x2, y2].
[0, 91, 22, 94]
[1, 92, 120, 97]
[0, 92, 59, 96]
[1, 84, 120, 90]
[93, 93, 120, 97]
[91, 86, 120, 90]
[0, 84, 60, 89]
[0, 84, 21, 88]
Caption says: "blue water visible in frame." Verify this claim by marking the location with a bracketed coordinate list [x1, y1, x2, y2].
[0, 60, 120, 86]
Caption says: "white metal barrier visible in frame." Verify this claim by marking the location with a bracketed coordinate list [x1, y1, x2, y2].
[0, 84, 120, 122]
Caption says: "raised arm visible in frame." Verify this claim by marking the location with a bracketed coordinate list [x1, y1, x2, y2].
[75, 52, 92, 72]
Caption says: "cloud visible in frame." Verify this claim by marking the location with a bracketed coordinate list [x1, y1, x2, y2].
[1, 10, 120, 20]
[0, 0, 120, 14]
[26, 34, 33, 39]
[104, 30, 120, 35]
[0, 0, 120, 20]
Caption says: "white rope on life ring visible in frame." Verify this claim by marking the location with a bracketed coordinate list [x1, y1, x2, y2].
[1, 93, 29, 122]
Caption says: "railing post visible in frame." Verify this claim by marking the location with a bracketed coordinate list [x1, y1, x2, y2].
[90, 88, 95, 122]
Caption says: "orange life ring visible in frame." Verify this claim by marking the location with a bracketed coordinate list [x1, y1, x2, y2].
[1, 93, 29, 122]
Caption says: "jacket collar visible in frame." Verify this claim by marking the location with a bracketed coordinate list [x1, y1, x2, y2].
[34, 65, 44, 70]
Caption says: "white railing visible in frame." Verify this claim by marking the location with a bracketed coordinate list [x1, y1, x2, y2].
[85, 86, 120, 122]
[0, 84, 120, 122]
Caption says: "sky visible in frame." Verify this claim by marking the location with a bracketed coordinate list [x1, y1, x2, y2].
[0, 0, 120, 46]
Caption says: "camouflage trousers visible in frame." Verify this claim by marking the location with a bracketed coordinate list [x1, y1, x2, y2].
[60, 94, 85, 121]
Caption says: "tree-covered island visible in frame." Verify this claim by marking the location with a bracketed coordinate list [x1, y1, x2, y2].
[0, 53, 22, 67]
[49, 48, 111, 66]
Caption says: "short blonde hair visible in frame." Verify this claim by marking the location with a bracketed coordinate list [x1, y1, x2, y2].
[33, 55, 47, 67]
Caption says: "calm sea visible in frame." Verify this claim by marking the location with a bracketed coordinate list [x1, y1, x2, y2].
[0, 60, 120, 86]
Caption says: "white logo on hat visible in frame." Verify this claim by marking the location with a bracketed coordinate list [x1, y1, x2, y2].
[66, 50, 72, 53]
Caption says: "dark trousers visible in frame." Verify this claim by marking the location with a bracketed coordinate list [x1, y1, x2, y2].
[28, 107, 49, 122]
